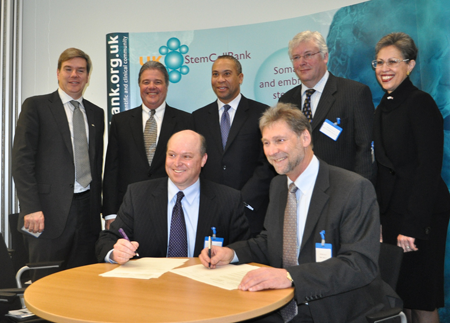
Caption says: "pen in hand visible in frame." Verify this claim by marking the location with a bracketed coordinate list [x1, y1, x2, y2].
[118, 228, 140, 257]
[208, 236, 212, 268]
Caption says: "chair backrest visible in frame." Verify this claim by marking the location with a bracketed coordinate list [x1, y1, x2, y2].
[8, 213, 29, 273]
[378, 243, 403, 291]
[0, 233, 17, 288]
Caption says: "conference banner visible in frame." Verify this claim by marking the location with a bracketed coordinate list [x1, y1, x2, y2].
[106, 0, 450, 319]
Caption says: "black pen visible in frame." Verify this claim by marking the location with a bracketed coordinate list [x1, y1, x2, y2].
[118, 228, 140, 257]
[208, 236, 212, 268]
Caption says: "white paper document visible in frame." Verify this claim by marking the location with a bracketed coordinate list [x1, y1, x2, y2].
[170, 264, 260, 290]
[99, 257, 187, 279]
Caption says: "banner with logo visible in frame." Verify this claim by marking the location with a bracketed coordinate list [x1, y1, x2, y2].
[106, 0, 450, 319]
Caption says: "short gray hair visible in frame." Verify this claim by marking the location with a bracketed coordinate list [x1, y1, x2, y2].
[288, 31, 328, 60]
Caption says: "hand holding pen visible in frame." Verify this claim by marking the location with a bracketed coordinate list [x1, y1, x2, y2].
[112, 228, 140, 265]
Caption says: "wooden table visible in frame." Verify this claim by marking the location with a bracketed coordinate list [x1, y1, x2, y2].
[24, 258, 294, 322]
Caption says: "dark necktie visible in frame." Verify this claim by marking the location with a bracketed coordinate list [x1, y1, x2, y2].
[71, 100, 91, 188]
[167, 191, 188, 257]
[302, 89, 316, 123]
[144, 109, 157, 165]
[280, 182, 299, 322]
[220, 104, 231, 150]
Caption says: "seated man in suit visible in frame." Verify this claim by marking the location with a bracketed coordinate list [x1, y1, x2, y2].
[279, 31, 374, 181]
[96, 130, 250, 264]
[102, 61, 193, 229]
[193, 55, 275, 237]
[200, 104, 401, 322]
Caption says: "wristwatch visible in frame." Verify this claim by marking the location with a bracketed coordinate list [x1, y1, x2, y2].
[286, 271, 294, 287]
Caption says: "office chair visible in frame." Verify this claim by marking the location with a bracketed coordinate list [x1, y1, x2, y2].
[0, 233, 61, 322]
[8, 214, 30, 285]
[366, 243, 406, 323]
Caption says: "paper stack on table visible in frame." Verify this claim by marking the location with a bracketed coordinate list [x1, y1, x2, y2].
[100, 258, 187, 279]
[170, 264, 260, 290]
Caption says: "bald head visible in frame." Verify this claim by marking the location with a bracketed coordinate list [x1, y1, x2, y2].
[165, 130, 208, 190]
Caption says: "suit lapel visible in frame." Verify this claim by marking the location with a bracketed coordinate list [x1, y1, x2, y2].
[48, 91, 73, 158]
[205, 102, 224, 153]
[311, 74, 337, 132]
[150, 105, 175, 171]
[151, 179, 170, 255]
[83, 100, 97, 163]
[194, 180, 217, 255]
[300, 161, 330, 252]
[224, 96, 249, 152]
[128, 106, 148, 163]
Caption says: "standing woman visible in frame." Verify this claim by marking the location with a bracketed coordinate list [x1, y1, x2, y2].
[373, 32, 450, 323]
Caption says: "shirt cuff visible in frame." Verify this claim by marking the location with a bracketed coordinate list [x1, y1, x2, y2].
[105, 249, 117, 264]
[104, 214, 117, 221]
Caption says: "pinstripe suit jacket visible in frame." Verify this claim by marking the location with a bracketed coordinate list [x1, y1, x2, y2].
[96, 177, 250, 261]
[279, 73, 374, 180]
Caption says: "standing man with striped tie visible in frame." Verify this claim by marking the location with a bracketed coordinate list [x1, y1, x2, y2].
[279, 31, 375, 181]
[193, 55, 275, 237]
[102, 61, 193, 229]
[12, 48, 105, 281]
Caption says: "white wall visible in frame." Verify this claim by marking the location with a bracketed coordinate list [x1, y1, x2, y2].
[22, 0, 367, 110]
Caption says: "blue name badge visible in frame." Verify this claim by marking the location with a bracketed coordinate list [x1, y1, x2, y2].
[315, 242, 332, 262]
[319, 119, 342, 141]
[204, 236, 224, 248]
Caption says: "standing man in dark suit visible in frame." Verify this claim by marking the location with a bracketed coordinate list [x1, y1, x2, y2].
[12, 48, 104, 280]
[96, 130, 250, 263]
[193, 55, 275, 236]
[200, 103, 401, 322]
[103, 61, 193, 228]
[279, 31, 374, 180]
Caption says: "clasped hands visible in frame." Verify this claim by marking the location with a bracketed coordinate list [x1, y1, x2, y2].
[199, 246, 292, 291]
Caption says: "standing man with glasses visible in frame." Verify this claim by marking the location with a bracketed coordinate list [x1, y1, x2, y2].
[279, 31, 375, 181]
[12, 48, 105, 281]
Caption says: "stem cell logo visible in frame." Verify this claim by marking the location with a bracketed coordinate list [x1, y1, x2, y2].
[159, 37, 190, 83]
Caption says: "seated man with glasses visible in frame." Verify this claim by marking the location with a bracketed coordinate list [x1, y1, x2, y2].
[279, 30, 375, 182]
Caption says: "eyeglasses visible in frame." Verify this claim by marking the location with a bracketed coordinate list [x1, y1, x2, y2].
[372, 58, 410, 68]
[291, 51, 321, 62]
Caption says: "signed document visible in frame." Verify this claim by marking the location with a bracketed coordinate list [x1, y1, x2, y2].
[100, 258, 187, 279]
[170, 264, 260, 290]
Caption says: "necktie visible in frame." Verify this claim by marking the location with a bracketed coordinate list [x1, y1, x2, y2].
[167, 191, 188, 257]
[71, 100, 91, 188]
[220, 104, 231, 150]
[280, 183, 299, 322]
[302, 89, 316, 123]
[144, 109, 157, 165]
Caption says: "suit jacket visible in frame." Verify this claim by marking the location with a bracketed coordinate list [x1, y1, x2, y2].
[373, 77, 450, 240]
[12, 90, 104, 239]
[193, 95, 275, 234]
[279, 73, 374, 180]
[96, 177, 250, 261]
[102, 104, 193, 216]
[229, 160, 401, 323]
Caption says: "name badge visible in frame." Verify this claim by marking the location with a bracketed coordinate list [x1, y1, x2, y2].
[319, 119, 342, 141]
[315, 243, 332, 262]
[204, 236, 224, 248]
